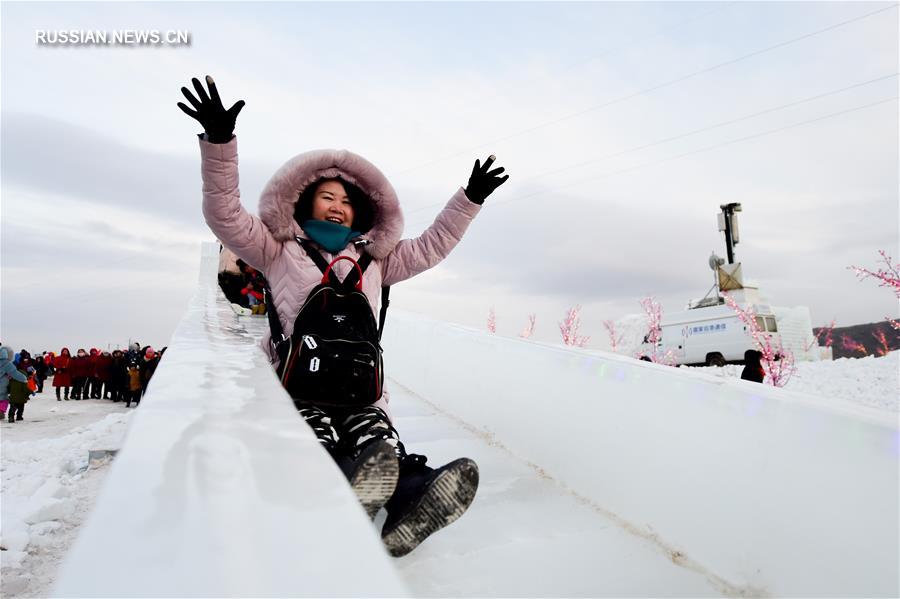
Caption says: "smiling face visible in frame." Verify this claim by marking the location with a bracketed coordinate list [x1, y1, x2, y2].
[310, 180, 355, 227]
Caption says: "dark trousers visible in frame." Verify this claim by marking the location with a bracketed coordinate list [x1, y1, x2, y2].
[93, 380, 109, 398]
[126, 389, 141, 407]
[72, 377, 86, 399]
[86, 377, 102, 398]
[36, 376, 45, 393]
[8, 402, 24, 421]
[296, 403, 404, 460]
[55, 386, 70, 400]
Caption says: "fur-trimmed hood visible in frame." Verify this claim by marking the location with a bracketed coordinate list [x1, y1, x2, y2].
[258, 149, 404, 260]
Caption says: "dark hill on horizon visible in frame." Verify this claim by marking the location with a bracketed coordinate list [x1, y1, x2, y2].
[814, 320, 899, 359]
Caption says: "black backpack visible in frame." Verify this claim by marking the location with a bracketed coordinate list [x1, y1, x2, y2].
[266, 238, 390, 408]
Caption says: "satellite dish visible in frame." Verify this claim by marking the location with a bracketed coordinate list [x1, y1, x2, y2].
[709, 253, 725, 271]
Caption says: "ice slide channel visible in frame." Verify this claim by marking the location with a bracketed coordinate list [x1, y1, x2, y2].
[56, 243, 898, 597]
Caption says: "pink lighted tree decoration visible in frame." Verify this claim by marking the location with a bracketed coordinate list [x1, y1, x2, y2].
[849, 250, 900, 330]
[635, 296, 675, 365]
[603, 320, 624, 354]
[723, 293, 795, 387]
[840, 335, 867, 357]
[805, 319, 836, 352]
[559, 305, 590, 347]
[519, 314, 536, 339]
[872, 329, 890, 357]
[487, 307, 496, 334]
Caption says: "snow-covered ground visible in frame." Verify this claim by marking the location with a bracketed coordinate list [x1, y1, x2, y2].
[0, 393, 134, 597]
[610, 311, 899, 411]
[688, 351, 899, 412]
[1, 353, 897, 597]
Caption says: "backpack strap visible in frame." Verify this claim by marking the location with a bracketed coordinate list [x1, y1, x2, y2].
[343, 253, 373, 289]
[379, 286, 391, 342]
[263, 280, 286, 356]
[297, 237, 373, 289]
[296, 238, 334, 280]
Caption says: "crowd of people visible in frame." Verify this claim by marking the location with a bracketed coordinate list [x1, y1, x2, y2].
[0, 342, 166, 423]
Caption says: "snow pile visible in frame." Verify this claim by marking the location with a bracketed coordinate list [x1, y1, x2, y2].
[688, 351, 899, 412]
[0, 398, 133, 597]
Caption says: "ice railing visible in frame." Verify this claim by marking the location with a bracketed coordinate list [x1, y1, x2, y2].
[54, 242, 409, 597]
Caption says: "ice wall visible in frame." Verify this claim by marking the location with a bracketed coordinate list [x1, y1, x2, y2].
[382, 310, 899, 597]
[53, 243, 409, 597]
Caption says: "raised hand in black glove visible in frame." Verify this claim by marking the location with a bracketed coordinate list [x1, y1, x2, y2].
[177, 75, 245, 144]
[464, 155, 509, 205]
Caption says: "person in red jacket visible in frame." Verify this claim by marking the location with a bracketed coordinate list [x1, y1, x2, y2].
[52, 348, 73, 401]
[240, 281, 266, 314]
[70, 349, 90, 400]
[86, 348, 101, 398]
[95, 350, 114, 399]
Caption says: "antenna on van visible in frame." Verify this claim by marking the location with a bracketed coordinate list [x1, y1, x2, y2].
[709, 252, 725, 290]
[689, 253, 726, 309]
[717, 203, 742, 264]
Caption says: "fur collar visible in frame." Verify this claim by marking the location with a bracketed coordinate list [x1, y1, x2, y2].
[258, 149, 403, 259]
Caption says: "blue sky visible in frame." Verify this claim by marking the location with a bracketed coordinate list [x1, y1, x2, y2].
[1, 1, 897, 352]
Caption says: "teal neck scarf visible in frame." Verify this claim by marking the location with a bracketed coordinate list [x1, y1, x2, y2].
[301, 219, 362, 254]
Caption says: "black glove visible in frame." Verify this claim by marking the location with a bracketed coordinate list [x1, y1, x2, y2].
[464, 155, 509, 205]
[177, 75, 245, 144]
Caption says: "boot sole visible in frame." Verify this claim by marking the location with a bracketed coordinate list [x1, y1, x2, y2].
[349, 442, 399, 520]
[382, 458, 479, 558]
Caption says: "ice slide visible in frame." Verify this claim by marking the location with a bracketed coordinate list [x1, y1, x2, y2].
[55, 243, 898, 597]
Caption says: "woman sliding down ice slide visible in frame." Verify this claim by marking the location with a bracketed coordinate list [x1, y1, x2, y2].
[178, 75, 508, 556]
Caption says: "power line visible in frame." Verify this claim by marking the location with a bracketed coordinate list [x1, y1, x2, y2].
[486, 96, 898, 210]
[420, 2, 738, 184]
[503, 74, 900, 188]
[555, 2, 739, 74]
[397, 3, 898, 176]
[404, 73, 898, 221]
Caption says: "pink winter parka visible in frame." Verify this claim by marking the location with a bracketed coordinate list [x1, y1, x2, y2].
[200, 136, 482, 407]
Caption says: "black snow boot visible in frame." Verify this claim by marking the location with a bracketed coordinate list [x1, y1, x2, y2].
[339, 439, 399, 520]
[381, 454, 479, 557]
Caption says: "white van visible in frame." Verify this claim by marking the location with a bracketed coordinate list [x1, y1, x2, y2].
[642, 303, 781, 366]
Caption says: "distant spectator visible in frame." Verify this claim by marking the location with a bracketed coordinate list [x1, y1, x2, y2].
[109, 350, 128, 402]
[140, 347, 161, 396]
[241, 281, 266, 314]
[70, 348, 91, 400]
[1, 347, 29, 419]
[33, 355, 50, 393]
[16, 349, 32, 371]
[238, 260, 268, 312]
[239, 260, 267, 290]
[126, 361, 142, 407]
[86, 348, 101, 398]
[53, 348, 73, 401]
[126, 342, 142, 364]
[7, 365, 33, 423]
[44, 352, 56, 377]
[741, 349, 765, 383]
[95, 350, 114, 399]
[218, 245, 247, 306]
